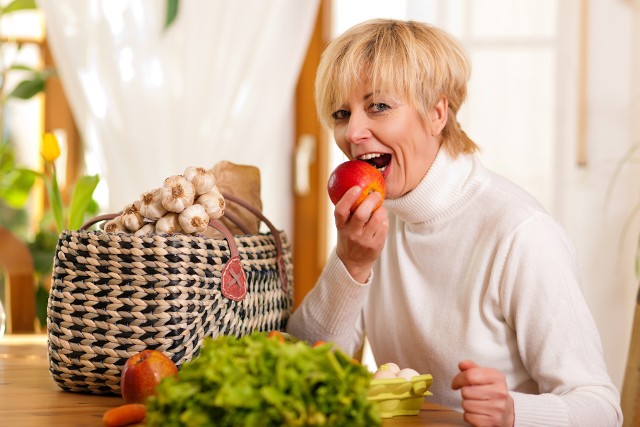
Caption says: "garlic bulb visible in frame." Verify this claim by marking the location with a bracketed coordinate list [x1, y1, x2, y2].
[121, 200, 145, 232]
[139, 188, 167, 220]
[161, 175, 195, 213]
[103, 216, 127, 234]
[134, 222, 156, 237]
[183, 166, 216, 195]
[178, 203, 210, 234]
[196, 186, 225, 220]
[155, 213, 183, 234]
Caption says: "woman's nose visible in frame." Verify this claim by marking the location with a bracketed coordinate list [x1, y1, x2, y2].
[345, 112, 371, 144]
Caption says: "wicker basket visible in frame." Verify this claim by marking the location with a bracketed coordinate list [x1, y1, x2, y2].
[47, 193, 293, 395]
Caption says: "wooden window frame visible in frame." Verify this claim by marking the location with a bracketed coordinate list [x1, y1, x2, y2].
[292, 0, 331, 308]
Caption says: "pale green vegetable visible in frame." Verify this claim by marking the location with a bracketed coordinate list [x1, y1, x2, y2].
[146, 332, 380, 427]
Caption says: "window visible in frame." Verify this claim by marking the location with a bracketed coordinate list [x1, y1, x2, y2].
[1, 4, 45, 173]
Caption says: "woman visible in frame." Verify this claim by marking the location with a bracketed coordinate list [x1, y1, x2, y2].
[286, 18, 622, 426]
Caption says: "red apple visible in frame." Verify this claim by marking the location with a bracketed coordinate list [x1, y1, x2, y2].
[120, 349, 178, 403]
[327, 160, 386, 212]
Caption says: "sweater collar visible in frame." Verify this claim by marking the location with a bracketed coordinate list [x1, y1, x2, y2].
[384, 147, 482, 224]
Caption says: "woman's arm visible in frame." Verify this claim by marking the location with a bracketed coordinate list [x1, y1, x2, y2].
[285, 249, 370, 356]
[500, 214, 622, 426]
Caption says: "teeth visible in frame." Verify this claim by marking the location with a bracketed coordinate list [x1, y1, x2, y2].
[358, 153, 383, 160]
[356, 153, 387, 174]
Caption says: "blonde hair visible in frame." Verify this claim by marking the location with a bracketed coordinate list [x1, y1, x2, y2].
[315, 19, 478, 156]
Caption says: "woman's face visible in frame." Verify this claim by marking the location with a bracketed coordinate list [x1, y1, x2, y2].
[331, 83, 445, 199]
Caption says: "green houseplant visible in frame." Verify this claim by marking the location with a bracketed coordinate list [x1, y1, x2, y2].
[0, 0, 50, 235]
[1, 133, 99, 327]
[0, 0, 101, 328]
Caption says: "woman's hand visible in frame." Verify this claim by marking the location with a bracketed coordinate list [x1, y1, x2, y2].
[334, 186, 388, 283]
[451, 360, 515, 427]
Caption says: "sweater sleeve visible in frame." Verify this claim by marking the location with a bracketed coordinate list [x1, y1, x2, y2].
[285, 249, 370, 356]
[499, 213, 622, 427]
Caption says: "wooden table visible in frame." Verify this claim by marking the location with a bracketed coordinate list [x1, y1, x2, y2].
[0, 334, 467, 426]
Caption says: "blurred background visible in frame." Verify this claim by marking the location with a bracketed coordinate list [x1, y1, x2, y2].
[0, 0, 638, 421]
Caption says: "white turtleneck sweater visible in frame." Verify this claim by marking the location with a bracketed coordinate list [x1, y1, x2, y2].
[286, 148, 622, 426]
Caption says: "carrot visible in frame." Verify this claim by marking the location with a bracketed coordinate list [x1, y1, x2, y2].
[103, 403, 146, 427]
[267, 330, 284, 343]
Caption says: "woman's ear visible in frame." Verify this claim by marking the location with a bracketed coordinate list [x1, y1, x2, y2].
[430, 96, 448, 136]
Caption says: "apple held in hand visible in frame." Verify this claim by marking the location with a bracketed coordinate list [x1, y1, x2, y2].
[120, 349, 178, 404]
[327, 160, 386, 212]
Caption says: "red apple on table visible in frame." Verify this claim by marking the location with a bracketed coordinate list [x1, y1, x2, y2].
[120, 349, 178, 404]
[327, 160, 386, 212]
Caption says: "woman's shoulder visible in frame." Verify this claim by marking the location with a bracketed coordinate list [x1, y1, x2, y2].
[467, 156, 569, 241]
[472, 157, 550, 218]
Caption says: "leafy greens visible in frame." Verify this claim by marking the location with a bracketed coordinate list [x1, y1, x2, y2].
[145, 332, 381, 426]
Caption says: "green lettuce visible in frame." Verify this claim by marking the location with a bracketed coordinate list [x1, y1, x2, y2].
[146, 332, 380, 427]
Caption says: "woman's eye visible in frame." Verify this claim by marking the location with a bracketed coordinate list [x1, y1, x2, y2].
[370, 103, 390, 112]
[332, 110, 350, 120]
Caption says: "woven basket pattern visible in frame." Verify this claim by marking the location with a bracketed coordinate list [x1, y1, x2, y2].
[47, 228, 293, 395]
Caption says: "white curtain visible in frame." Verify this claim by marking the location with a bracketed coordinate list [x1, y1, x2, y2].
[37, 0, 320, 236]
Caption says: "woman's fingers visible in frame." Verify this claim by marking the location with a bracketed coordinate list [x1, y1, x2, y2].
[334, 186, 364, 225]
[333, 187, 387, 283]
[452, 360, 515, 427]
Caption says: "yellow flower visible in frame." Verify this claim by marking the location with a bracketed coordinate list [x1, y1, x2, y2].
[41, 132, 61, 163]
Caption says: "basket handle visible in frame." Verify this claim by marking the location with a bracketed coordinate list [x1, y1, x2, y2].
[81, 213, 120, 229]
[219, 192, 289, 295]
[78, 192, 289, 301]
[220, 210, 251, 235]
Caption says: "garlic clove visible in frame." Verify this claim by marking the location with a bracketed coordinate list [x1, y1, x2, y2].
[161, 175, 195, 213]
[121, 200, 145, 232]
[195, 185, 225, 220]
[134, 222, 156, 237]
[103, 216, 128, 234]
[155, 212, 183, 235]
[183, 166, 216, 195]
[178, 203, 209, 234]
[140, 188, 168, 220]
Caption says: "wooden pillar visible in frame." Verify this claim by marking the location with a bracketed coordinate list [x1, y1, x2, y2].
[0, 226, 35, 333]
[292, 0, 330, 309]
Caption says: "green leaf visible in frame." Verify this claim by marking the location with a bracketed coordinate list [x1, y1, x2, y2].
[164, 0, 179, 30]
[35, 284, 49, 328]
[67, 174, 100, 230]
[0, 168, 38, 208]
[10, 64, 37, 73]
[1, 0, 37, 14]
[86, 198, 100, 217]
[145, 333, 380, 427]
[10, 65, 58, 79]
[0, 139, 17, 174]
[28, 227, 59, 273]
[0, 200, 29, 237]
[43, 168, 64, 233]
[8, 77, 45, 99]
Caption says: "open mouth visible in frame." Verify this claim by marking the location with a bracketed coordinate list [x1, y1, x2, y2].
[357, 153, 391, 177]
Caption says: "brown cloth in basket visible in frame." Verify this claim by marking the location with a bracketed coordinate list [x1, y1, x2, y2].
[206, 160, 262, 236]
